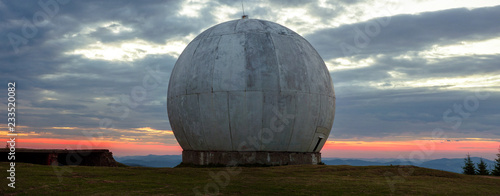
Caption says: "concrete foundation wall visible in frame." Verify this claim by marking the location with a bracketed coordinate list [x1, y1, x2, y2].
[183, 150, 321, 166]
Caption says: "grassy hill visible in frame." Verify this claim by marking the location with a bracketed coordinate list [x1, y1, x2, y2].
[1, 163, 499, 195]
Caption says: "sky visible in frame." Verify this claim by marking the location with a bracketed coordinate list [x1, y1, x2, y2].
[1, 0, 500, 160]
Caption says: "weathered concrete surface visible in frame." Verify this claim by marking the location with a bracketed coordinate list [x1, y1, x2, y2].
[0, 148, 118, 167]
[182, 150, 321, 166]
[167, 19, 335, 154]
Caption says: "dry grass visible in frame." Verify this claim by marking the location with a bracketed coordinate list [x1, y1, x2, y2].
[1, 163, 499, 195]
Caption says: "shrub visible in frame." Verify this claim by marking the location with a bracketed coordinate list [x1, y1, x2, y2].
[476, 158, 489, 175]
[462, 154, 476, 175]
[492, 147, 500, 176]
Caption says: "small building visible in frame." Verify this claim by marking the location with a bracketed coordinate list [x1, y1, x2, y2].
[0, 148, 118, 167]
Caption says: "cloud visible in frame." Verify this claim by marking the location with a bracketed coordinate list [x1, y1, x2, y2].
[307, 5, 500, 60]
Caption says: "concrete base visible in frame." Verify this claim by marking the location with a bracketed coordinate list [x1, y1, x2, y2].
[182, 150, 321, 166]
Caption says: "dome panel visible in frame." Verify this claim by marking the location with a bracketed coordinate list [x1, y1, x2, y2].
[261, 91, 297, 151]
[230, 91, 264, 151]
[207, 20, 238, 37]
[243, 32, 279, 91]
[199, 92, 232, 150]
[192, 25, 215, 41]
[180, 94, 206, 149]
[294, 36, 335, 96]
[168, 39, 200, 98]
[259, 20, 297, 36]
[167, 96, 192, 150]
[212, 33, 247, 92]
[287, 93, 315, 151]
[271, 34, 309, 92]
[235, 19, 266, 34]
[186, 36, 220, 94]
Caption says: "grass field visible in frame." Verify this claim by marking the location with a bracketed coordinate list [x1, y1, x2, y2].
[1, 163, 499, 195]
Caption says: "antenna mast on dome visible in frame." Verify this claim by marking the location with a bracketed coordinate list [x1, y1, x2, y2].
[241, 0, 248, 19]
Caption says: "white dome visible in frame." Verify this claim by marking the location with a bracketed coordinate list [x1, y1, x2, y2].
[167, 19, 335, 152]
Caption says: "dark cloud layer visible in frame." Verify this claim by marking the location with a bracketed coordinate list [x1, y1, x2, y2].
[307, 5, 500, 60]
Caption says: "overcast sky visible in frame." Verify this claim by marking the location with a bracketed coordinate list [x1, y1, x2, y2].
[1, 0, 499, 158]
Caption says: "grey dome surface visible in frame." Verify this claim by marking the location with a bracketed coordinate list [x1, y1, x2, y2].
[167, 19, 335, 152]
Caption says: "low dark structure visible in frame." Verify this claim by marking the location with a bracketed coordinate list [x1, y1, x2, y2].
[0, 148, 118, 167]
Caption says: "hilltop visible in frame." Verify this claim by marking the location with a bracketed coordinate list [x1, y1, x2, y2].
[114, 155, 496, 174]
[1, 163, 499, 195]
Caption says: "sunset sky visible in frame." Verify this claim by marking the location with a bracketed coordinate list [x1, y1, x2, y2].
[1, 0, 499, 160]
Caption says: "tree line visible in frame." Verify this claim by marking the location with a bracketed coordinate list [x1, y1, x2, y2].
[462, 146, 500, 176]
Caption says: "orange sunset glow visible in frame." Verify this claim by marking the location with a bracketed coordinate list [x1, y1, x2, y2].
[322, 140, 500, 159]
[5, 133, 498, 160]
[7, 137, 182, 156]
[2, 121, 498, 159]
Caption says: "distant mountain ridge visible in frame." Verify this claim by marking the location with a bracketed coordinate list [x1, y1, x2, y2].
[114, 155, 496, 174]
[114, 154, 181, 168]
[322, 157, 496, 174]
